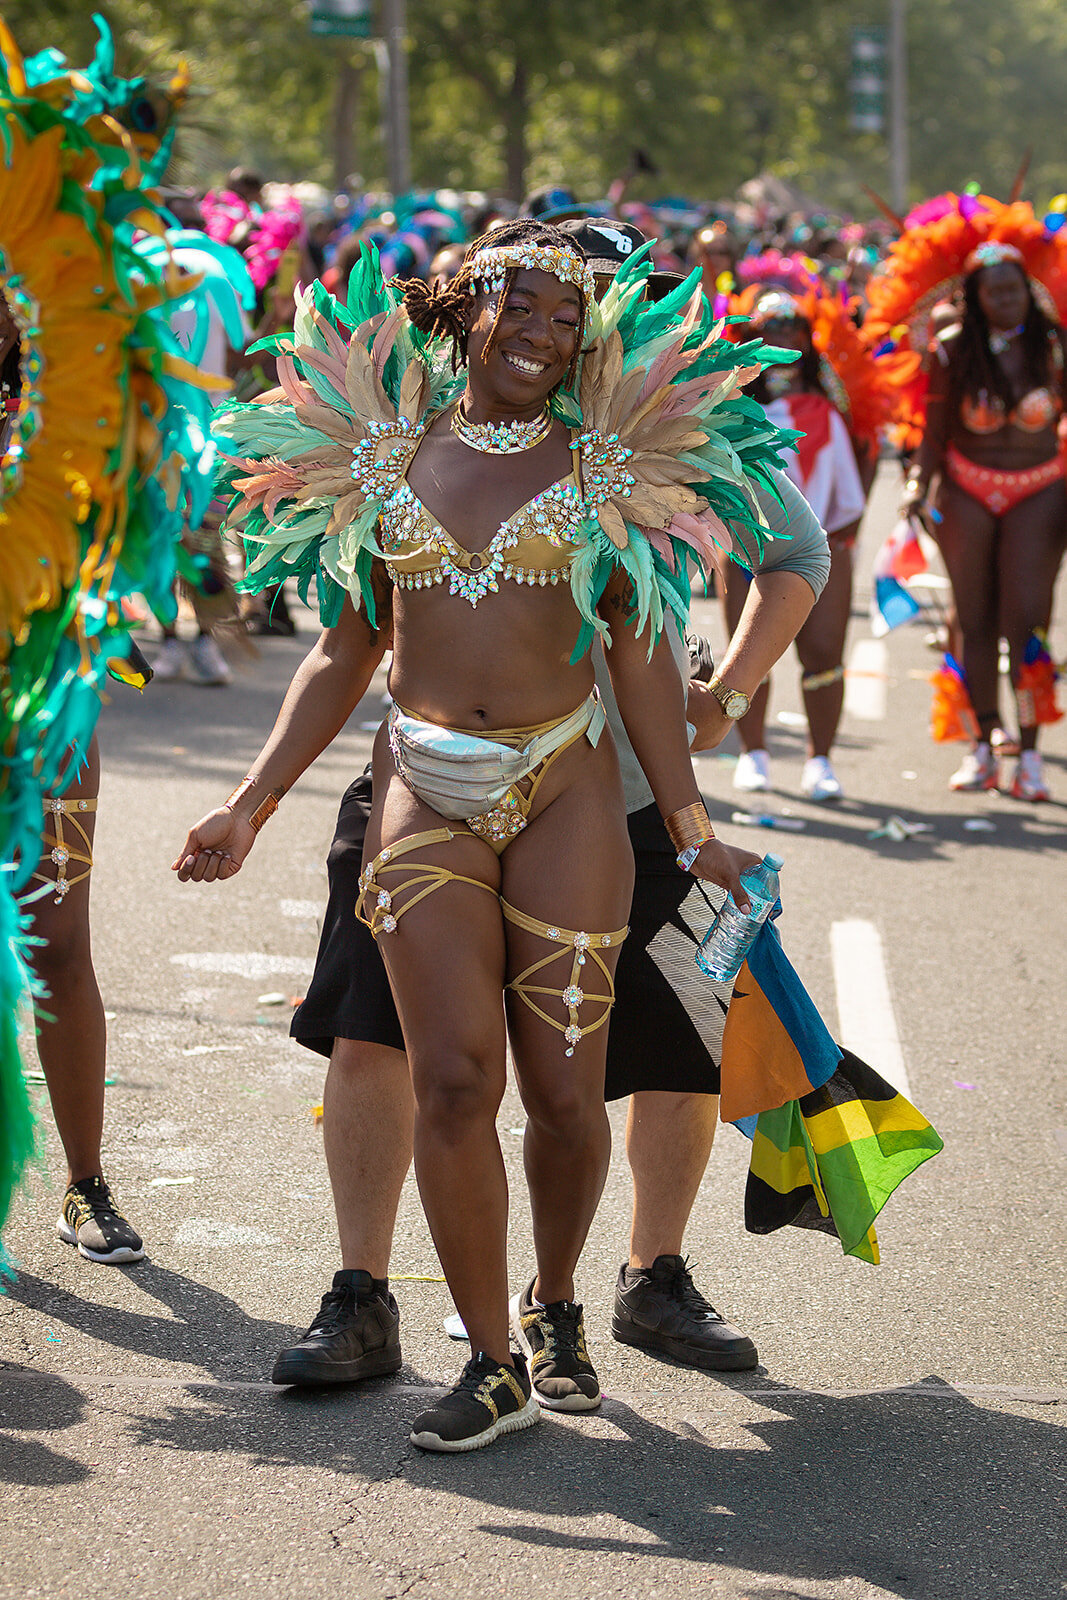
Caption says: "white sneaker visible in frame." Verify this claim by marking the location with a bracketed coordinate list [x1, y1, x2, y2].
[152, 638, 187, 681]
[188, 634, 231, 686]
[733, 749, 771, 792]
[949, 742, 998, 792]
[801, 756, 843, 802]
[1010, 750, 1049, 802]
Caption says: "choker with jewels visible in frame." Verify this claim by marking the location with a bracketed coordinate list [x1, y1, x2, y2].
[451, 405, 553, 454]
[989, 321, 1025, 356]
[467, 242, 596, 303]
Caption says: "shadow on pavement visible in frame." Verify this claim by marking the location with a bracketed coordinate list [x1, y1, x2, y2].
[4, 1262, 305, 1384]
[0, 1369, 91, 1486]
[1, 1365, 1044, 1599]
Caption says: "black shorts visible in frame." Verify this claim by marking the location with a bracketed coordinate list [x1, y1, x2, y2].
[291, 772, 730, 1099]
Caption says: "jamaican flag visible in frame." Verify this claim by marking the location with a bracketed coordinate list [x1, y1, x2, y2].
[721, 918, 943, 1264]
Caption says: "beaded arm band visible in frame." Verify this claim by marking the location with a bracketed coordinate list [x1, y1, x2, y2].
[225, 776, 285, 834]
[664, 802, 715, 872]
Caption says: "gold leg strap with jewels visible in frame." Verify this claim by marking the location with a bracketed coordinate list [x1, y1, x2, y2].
[24, 795, 98, 908]
[356, 828, 497, 938]
[801, 665, 845, 693]
[501, 901, 629, 1058]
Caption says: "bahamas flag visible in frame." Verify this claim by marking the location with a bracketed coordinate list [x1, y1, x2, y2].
[721, 918, 943, 1264]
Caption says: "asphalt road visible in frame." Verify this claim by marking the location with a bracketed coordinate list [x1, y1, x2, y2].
[2, 463, 1065, 1600]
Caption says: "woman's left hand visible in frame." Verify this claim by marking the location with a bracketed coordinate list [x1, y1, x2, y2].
[688, 839, 762, 910]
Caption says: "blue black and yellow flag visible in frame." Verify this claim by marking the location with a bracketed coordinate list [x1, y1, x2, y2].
[721, 918, 943, 1264]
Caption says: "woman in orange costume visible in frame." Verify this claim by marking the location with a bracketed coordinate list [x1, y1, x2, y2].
[866, 198, 1067, 799]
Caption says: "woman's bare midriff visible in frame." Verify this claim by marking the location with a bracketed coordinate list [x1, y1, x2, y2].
[388, 579, 596, 729]
[947, 420, 1061, 473]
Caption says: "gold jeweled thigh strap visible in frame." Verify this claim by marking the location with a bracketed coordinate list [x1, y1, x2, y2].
[24, 794, 98, 908]
[501, 901, 629, 1057]
[357, 828, 497, 937]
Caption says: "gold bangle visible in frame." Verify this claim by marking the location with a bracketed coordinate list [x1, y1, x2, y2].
[224, 776, 258, 812]
[664, 802, 714, 854]
[248, 792, 280, 833]
[225, 775, 283, 832]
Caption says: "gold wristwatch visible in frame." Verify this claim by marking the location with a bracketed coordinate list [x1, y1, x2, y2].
[708, 675, 750, 719]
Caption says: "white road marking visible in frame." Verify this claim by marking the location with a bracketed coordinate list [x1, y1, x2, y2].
[170, 952, 313, 979]
[279, 899, 322, 919]
[830, 919, 911, 1099]
[844, 637, 888, 721]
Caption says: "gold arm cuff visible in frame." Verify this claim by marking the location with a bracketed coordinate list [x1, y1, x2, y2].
[248, 792, 280, 833]
[225, 775, 283, 832]
[664, 802, 715, 854]
[224, 776, 258, 812]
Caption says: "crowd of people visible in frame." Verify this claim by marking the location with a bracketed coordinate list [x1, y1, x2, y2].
[8, 143, 1060, 1455]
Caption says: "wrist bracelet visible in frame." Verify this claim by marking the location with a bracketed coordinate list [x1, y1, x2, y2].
[225, 775, 283, 832]
[224, 776, 258, 812]
[664, 802, 715, 863]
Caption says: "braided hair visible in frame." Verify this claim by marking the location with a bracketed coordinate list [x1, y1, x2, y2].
[949, 262, 1059, 414]
[402, 218, 589, 388]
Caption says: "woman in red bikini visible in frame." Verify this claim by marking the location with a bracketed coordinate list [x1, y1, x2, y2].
[900, 241, 1067, 799]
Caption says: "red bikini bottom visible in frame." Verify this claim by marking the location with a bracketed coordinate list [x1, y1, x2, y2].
[945, 446, 1064, 516]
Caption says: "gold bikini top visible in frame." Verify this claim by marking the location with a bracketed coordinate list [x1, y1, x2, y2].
[960, 385, 1062, 436]
[378, 430, 587, 607]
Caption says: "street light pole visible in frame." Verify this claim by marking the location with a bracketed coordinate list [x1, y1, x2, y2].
[382, 0, 410, 197]
[889, 0, 909, 213]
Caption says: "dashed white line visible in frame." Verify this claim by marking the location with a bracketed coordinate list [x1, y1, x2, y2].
[844, 637, 888, 722]
[830, 918, 911, 1099]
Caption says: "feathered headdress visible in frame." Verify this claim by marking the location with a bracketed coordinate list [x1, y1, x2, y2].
[723, 282, 907, 453]
[216, 244, 799, 658]
[0, 17, 227, 1248]
[862, 193, 1067, 447]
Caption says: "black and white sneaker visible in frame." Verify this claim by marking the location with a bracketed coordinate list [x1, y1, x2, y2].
[409, 1349, 539, 1453]
[612, 1254, 758, 1371]
[272, 1270, 402, 1386]
[57, 1176, 145, 1264]
[510, 1277, 602, 1411]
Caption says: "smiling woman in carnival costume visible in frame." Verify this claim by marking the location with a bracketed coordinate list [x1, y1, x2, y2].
[865, 195, 1067, 799]
[175, 219, 796, 1452]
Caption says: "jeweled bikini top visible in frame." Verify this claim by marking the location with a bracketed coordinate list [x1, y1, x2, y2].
[960, 385, 1062, 435]
[378, 425, 588, 609]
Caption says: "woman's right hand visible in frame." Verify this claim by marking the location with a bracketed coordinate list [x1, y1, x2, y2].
[689, 839, 762, 911]
[172, 808, 257, 883]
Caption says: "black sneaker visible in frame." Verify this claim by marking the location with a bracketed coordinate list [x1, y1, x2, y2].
[409, 1349, 539, 1453]
[510, 1277, 602, 1412]
[57, 1176, 145, 1265]
[272, 1270, 402, 1385]
[612, 1254, 758, 1371]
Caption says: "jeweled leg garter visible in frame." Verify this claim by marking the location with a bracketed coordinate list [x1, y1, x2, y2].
[357, 828, 497, 936]
[801, 665, 845, 693]
[357, 830, 628, 1057]
[23, 794, 98, 908]
[501, 902, 629, 1058]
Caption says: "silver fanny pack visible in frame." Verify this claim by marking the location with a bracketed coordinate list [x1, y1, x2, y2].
[388, 693, 604, 821]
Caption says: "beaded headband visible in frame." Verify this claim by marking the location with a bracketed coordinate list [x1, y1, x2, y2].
[963, 240, 1025, 276]
[467, 242, 596, 304]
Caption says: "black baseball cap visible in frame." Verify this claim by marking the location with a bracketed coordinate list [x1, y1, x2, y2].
[555, 217, 648, 275]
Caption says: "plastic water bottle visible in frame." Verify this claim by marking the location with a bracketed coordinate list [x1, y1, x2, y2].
[695, 853, 783, 982]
